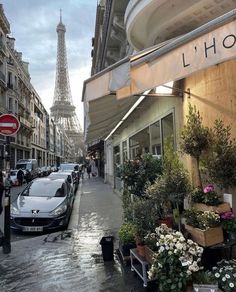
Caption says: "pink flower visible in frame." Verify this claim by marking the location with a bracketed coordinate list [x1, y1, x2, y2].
[203, 184, 214, 193]
[221, 211, 235, 220]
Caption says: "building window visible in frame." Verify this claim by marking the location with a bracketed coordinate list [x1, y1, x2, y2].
[114, 145, 121, 177]
[150, 120, 161, 156]
[129, 113, 174, 159]
[122, 140, 128, 163]
[162, 113, 174, 150]
[8, 97, 13, 112]
[129, 126, 150, 159]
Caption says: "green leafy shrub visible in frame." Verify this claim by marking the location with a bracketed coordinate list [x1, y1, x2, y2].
[118, 222, 137, 245]
[120, 153, 162, 197]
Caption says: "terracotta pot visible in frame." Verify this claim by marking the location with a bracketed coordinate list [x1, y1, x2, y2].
[136, 244, 145, 257]
[159, 217, 173, 228]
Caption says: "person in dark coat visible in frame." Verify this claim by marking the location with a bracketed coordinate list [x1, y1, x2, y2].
[17, 169, 24, 186]
[25, 169, 32, 184]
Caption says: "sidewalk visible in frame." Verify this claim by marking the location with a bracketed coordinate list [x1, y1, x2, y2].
[0, 177, 155, 292]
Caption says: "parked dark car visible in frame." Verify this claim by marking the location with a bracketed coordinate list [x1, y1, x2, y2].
[59, 163, 80, 191]
[10, 177, 74, 232]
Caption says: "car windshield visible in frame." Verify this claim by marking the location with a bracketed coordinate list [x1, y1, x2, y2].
[21, 180, 65, 197]
[60, 164, 76, 171]
[16, 164, 31, 170]
[10, 170, 17, 176]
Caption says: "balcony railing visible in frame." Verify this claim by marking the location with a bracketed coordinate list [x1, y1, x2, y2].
[19, 116, 32, 128]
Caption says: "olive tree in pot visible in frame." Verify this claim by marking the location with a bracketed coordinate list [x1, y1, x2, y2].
[202, 119, 236, 193]
[181, 103, 211, 188]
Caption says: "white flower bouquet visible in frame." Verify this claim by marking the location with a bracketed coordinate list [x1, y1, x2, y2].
[147, 224, 203, 292]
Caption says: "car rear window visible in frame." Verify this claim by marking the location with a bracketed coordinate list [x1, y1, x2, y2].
[21, 180, 65, 197]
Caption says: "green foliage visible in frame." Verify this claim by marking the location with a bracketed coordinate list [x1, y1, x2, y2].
[126, 197, 159, 239]
[120, 153, 162, 196]
[203, 119, 236, 190]
[221, 212, 236, 233]
[162, 138, 190, 207]
[191, 187, 221, 206]
[181, 103, 211, 159]
[118, 222, 137, 245]
[192, 270, 217, 285]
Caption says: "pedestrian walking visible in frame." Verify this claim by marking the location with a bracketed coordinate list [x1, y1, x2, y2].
[87, 164, 92, 179]
[17, 168, 24, 186]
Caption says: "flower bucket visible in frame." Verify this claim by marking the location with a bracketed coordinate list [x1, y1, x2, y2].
[185, 225, 224, 247]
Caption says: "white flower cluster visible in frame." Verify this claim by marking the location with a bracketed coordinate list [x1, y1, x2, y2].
[148, 224, 203, 280]
[212, 259, 236, 291]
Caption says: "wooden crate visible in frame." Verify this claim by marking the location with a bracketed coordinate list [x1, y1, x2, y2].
[193, 202, 231, 214]
[185, 225, 224, 247]
[144, 245, 155, 264]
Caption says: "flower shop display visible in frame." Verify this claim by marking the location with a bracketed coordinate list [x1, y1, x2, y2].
[221, 211, 236, 240]
[211, 259, 236, 292]
[118, 222, 137, 256]
[191, 185, 231, 214]
[185, 210, 224, 247]
[147, 224, 204, 292]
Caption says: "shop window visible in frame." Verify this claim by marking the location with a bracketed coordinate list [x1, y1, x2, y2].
[129, 127, 149, 159]
[122, 140, 128, 163]
[114, 145, 121, 177]
[162, 113, 174, 150]
[150, 120, 161, 156]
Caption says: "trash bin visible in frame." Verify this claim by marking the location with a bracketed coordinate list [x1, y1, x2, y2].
[100, 236, 114, 261]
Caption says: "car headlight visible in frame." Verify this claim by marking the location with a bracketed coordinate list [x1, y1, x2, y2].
[50, 203, 67, 216]
[11, 205, 20, 215]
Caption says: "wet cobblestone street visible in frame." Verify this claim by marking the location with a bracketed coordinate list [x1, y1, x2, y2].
[0, 178, 156, 292]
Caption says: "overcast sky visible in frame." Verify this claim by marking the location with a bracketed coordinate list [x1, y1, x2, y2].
[1, 0, 97, 129]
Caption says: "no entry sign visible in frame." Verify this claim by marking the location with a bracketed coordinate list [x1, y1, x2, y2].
[0, 114, 20, 136]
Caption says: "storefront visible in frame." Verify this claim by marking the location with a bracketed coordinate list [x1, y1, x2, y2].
[83, 10, 236, 196]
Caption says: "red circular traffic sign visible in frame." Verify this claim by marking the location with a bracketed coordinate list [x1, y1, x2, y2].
[0, 114, 20, 136]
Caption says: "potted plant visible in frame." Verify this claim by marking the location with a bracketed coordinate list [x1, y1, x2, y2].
[181, 103, 211, 188]
[191, 184, 231, 214]
[220, 211, 236, 240]
[202, 119, 236, 193]
[185, 209, 224, 247]
[120, 153, 162, 197]
[118, 222, 137, 257]
[192, 270, 218, 291]
[147, 224, 203, 292]
[211, 259, 236, 291]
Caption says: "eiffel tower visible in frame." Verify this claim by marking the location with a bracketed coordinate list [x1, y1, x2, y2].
[50, 12, 83, 160]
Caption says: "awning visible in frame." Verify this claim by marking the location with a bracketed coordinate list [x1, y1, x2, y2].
[82, 44, 164, 144]
[117, 9, 236, 99]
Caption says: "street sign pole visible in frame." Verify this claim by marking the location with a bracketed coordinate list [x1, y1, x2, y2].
[2, 135, 11, 254]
